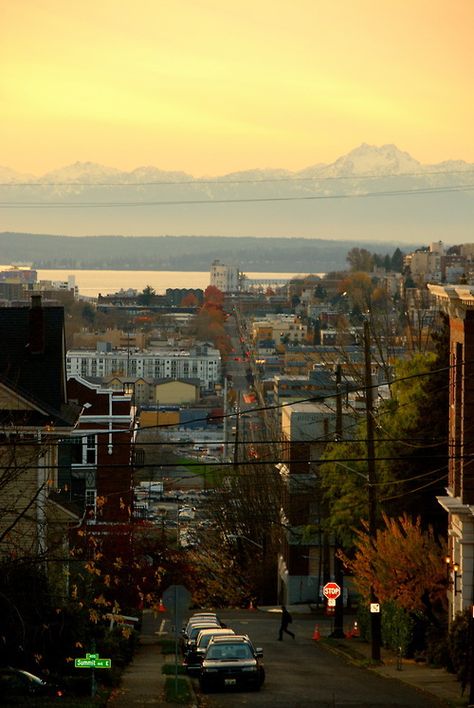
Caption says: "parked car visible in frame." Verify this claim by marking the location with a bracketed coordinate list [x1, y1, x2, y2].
[184, 627, 235, 674]
[181, 614, 221, 653]
[0, 666, 64, 700]
[199, 635, 265, 693]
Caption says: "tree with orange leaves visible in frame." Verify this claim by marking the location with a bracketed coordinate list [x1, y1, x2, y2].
[340, 513, 446, 614]
[181, 292, 199, 308]
[204, 285, 224, 306]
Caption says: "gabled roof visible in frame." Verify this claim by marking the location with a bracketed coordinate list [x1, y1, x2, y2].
[155, 378, 200, 387]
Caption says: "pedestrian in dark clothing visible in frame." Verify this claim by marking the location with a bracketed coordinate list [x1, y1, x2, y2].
[278, 605, 295, 640]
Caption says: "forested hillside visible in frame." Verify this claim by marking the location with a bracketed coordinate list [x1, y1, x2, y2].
[0, 232, 416, 272]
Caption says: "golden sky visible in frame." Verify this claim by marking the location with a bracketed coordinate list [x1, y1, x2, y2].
[1, 0, 473, 175]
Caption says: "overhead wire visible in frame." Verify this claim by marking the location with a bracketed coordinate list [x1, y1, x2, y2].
[1, 184, 473, 208]
[2, 166, 474, 187]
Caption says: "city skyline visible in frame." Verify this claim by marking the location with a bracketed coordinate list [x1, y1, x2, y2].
[2, 1, 473, 175]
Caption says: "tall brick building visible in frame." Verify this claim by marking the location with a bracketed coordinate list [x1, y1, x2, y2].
[428, 285, 474, 618]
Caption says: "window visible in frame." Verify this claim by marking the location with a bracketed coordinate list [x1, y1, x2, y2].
[70, 438, 82, 464]
[85, 489, 96, 507]
[86, 435, 97, 464]
[71, 435, 97, 465]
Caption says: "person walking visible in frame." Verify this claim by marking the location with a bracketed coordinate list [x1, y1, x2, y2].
[278, 605, 295, 640]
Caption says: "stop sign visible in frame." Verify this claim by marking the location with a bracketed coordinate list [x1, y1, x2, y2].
[323, 582, 341, 600]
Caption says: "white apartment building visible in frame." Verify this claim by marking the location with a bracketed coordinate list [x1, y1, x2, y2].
[66, 344, 221, 389]
[210, 260, 240, 292]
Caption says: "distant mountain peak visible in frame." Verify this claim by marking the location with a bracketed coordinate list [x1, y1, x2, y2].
[40, 161, 121, 182]
[327, 143, 421, 176]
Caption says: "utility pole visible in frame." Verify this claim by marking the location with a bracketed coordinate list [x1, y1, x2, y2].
[223, 376, 228, 460]
[233, 390, 241, 467]
[364, 320, 381, 661]
[330, 364, 346, 638]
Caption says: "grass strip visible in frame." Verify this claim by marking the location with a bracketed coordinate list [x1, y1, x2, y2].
[162, 663, 187, 675]
[164, 676, 193, 704]
[158, 638, 176, 654]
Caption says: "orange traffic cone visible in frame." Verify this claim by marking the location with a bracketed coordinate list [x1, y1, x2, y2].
[351, 620, 360, 637]
[158, 599, 166, 613]
[248, 599, 256, 611]
[312, 624, 321, 641]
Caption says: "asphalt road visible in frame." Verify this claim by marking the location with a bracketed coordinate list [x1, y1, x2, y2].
[188, 610, 446, 708]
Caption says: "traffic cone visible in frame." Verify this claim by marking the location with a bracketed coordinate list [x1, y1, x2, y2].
[158, 599, 166, 613]
[248, 599, 256, 611]
[351, 620, 360, 637]
[312, 624, 321, 641]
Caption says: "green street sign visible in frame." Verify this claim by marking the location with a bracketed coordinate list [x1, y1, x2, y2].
[75, 654, 111, 669]
[75, 659, 94, 668]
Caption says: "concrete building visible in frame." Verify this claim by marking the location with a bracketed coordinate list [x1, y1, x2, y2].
[404, 242, 444, 285]
[66, 343, 221, 390]
[252, 315, 308, 346]
[210, 259, 240, 292]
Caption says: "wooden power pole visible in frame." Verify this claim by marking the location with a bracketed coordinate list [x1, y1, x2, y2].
[364, 320, 381, 661]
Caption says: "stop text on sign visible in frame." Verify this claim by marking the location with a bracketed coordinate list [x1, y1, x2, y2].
[323, 582, 341, 600]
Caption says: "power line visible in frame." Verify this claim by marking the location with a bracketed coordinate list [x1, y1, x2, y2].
[1, 183, 473, 209]
[0, 453, 458, 472]
[2, 167, 474, 187]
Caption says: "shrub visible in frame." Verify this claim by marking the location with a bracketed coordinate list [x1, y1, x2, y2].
[381, 601, 414, 656]
[448, 609, 471, 689]
[425, 623, 450, 669]
[357, 600, 414, 656]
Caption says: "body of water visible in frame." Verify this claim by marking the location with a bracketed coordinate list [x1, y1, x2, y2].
[36, 269, 306, 298]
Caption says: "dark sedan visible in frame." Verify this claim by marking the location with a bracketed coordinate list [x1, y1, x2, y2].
[199, 635, 265, 693]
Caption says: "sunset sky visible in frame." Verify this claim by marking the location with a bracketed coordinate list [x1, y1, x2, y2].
[1, 0, 473, 175]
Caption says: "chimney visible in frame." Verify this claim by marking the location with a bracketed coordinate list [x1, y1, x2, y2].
[28, 294, 45, 354]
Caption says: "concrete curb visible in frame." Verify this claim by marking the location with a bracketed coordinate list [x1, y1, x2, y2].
[320, 638, 467, 707]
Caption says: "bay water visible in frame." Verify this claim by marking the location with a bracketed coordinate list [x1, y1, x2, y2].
[36, 269, 302, 298]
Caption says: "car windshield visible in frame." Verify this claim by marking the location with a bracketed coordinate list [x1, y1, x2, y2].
[206, 643, 253, 660]
[200, 633, 219, 648]
[190, 624, 218, 639]
[199, 631, 233, 648]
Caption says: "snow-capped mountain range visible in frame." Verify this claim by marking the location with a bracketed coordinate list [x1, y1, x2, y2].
[1, 143, 473, 183]
[1, 144, 473, 242]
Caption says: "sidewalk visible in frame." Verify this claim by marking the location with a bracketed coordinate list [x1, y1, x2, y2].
[263, 604, 468, 707]
[107, 610, 196, 707]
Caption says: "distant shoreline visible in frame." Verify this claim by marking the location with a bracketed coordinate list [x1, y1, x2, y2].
[33, 265, 309, 273]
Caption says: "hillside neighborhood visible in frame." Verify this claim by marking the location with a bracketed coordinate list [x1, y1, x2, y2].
[2, 241, 474, 704]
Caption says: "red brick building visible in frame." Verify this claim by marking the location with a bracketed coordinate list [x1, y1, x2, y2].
[428, 285, 474, 618]
[62, 376, 136, 524]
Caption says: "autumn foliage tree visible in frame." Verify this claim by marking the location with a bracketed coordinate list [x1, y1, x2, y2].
[181, 292, 199, 308]
[341, 513, 446, 616]
[189, 285, 232, 357]
[204, 285, 225, 307]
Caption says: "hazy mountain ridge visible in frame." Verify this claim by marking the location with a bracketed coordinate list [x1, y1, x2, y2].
[0, 232, 417, 273]
[1, 144, 473, 241]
